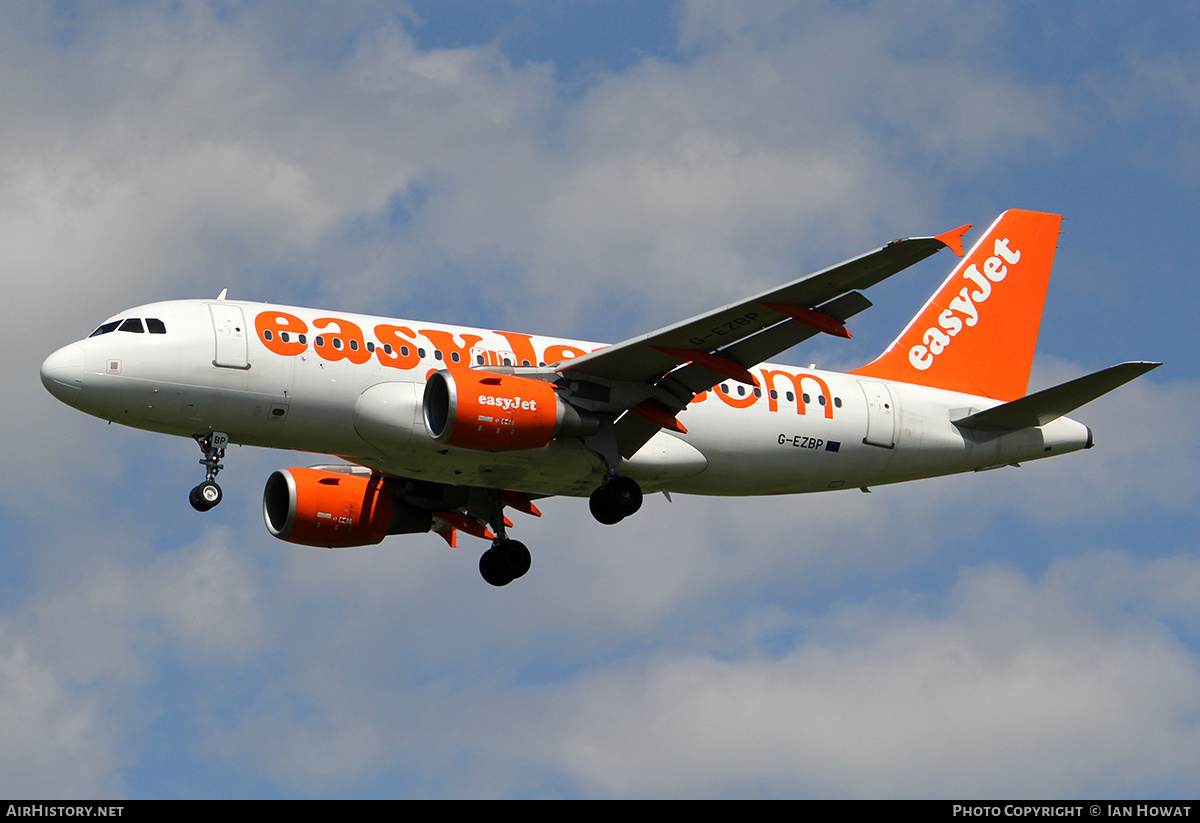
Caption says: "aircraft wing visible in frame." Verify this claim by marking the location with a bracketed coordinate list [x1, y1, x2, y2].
[552, 225, 968, 456]
[556, 227, 967, 385]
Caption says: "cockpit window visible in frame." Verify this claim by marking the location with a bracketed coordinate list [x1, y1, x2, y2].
[88, 317, 167, 337]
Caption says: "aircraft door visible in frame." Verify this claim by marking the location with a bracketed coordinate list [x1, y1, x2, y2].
[209, 304, 250, 369]
[858, 380, 896, 448]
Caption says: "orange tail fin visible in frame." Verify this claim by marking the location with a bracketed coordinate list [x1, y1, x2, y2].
[850, 209, 1062, 401]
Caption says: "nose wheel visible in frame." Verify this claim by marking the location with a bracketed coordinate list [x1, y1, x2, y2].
[189, 481, 223, 512]
[190, 432, 228, 512]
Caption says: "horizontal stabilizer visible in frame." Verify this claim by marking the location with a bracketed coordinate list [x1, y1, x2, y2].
[952, 361, 1161, 431]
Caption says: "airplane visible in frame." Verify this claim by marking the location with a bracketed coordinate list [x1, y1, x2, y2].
[40, 209, 1159, 586]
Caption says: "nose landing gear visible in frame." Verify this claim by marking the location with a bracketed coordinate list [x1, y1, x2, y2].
[190, 432, 228, 512]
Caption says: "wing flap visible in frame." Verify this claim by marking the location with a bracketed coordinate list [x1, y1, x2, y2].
[613, 291, 876, 456]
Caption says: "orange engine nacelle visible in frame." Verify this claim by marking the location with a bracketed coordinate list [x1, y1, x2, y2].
[263, 467, 396, 548]
[422, 369, 598, 452]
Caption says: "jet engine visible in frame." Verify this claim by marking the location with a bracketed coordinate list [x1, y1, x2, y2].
[263, 467, 431, 548]
[422, 369, 598, 451]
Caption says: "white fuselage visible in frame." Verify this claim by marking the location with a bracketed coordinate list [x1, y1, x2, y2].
[40, 299, 1092, 498]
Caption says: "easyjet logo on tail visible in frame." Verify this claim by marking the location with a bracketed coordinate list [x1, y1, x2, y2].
[909, 237, 1022, 370]
[851, 209, 1062, 401]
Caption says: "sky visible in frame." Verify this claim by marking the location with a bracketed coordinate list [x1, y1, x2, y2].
[3, 0, 1199, 799]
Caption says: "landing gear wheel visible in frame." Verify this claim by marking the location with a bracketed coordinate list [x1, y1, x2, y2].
[606, 476, 643, 517]
[189, 481, 222, 512]
[501, 540, 532, 581]
[190, 432, 229, 513]
[589, 476, 643, 524]
[589, 489, 623, 525]
[479, 539, 532, 586]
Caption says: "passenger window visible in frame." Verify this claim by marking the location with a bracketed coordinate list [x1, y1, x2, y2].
[146, 318, 166, 334]
[118, 318, 145, 333]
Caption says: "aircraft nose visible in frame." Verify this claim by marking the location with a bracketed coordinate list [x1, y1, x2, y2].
[41, 343, 86, 406]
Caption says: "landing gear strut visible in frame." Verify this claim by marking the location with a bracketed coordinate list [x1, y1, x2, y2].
[470, 488, 532, 587]
[589, 475, 642, 525]
[190, 432, 228, 512]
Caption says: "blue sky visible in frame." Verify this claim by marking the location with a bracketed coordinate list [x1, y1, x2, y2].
[4, 1, 1200, 798]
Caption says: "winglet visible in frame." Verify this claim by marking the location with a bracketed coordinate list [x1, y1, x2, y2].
[936, 224, 971, 258]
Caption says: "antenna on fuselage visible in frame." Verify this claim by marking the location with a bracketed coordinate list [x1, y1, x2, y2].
[216, 289, 228, 300]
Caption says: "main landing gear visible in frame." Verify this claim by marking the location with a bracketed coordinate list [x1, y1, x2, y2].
[589, 475, 643, 525]
[189, 431, 228, 512]
[470, 488, 533, 587]
[479, 539, 532, 587]
[475, 475, 642, 586]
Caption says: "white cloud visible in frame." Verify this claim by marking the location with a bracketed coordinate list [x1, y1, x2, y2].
[0, 636, 123, 798]
[524, 555, 1200, 797]
[0, 528, 266, 796]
